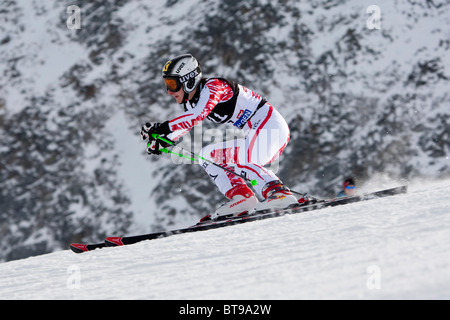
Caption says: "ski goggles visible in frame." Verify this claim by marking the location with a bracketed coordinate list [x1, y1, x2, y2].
[345, 185, 356, 190]
[163, 76, 182, 92]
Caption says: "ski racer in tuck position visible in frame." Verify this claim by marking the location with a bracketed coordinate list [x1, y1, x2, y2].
[140, 54, 304, 221]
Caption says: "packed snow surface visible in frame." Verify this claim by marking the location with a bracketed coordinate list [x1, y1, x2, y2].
[0, 178, 449, 300]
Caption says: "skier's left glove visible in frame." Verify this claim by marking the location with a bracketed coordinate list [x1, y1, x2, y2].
[146, 136, 175, 155]
[146, 139, 163, 155]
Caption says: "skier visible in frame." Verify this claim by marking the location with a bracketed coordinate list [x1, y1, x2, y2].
[140, 54, 302, 220]
[336, 177, 357, 198]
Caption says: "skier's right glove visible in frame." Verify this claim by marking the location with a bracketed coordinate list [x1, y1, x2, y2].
[140, 121, 172, 141]
[140, 122, 152, 141]
[141, 121, 173, 155]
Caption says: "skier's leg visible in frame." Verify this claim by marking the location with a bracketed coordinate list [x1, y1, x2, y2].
[235, 104, 298, 210]
[198, 140, 257, 219]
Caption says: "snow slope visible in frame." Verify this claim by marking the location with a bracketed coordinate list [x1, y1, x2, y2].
[1, 0, 450, 264]
[0, 178, 449, 300]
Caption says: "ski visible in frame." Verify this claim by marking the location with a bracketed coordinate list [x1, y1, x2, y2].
[103, 185, 407, 248]
[70, 242, 106, 253]
[70, 185, 407, 253]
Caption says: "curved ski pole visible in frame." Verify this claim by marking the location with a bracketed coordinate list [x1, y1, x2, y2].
[152, 133, 258, 187]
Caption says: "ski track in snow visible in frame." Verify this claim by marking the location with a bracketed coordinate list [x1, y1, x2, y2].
[0, 179, 449, 300]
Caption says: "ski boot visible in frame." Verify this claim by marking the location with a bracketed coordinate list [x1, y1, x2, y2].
[200, 185, 258, 222]
[252, 180, 298, 213]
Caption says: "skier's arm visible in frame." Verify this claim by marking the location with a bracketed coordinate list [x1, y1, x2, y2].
[167, 79, 232, 141]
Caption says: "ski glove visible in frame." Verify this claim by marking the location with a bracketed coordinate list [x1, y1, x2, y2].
[140, 122, 152, 140]
[146, 135, 174, 155]
[141, 121, 174, 155]
[140, 121, 171, 140]
[146, 139, 163, 155]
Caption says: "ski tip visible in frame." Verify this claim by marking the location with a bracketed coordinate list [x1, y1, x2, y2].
[105, 236, 124, 247]
[70, 243, 89, 254]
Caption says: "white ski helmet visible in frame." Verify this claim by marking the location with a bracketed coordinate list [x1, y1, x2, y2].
[162, 54, 202, 94]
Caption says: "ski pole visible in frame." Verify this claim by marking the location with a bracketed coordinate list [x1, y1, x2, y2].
[159, 145, 320, 200]
[150, 133, 258, 186]
[151, 134, 321, 201]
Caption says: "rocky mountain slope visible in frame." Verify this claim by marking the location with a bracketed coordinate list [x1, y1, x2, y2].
[0, 0, 449, 261]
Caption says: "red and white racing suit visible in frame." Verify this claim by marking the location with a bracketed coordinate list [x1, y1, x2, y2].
[166, 78, 290, 198]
